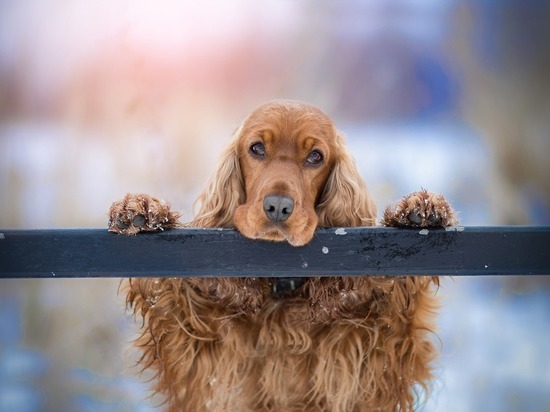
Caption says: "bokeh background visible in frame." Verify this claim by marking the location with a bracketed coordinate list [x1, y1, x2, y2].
[1, 1, 549, 411]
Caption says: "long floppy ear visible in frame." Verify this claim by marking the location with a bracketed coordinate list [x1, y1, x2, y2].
[316, 131, 377, 227]
[189, 130, 245, 228]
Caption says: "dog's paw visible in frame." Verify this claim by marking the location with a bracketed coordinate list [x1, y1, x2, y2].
[381, 189, 458, 228]
[108, 193, 180, 235]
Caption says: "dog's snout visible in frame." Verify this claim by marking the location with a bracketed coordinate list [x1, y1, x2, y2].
[263, 195, 294, 222]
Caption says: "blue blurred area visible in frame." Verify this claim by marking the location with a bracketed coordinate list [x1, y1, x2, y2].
[0, 298, 46, 412]
[344, 123, 491, 225]
[69, 367, 156, 412]
[0, 293, 155, 412]
[428, 278, 550, 411]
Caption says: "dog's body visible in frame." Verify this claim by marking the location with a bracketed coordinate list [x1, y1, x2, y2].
[110, 100, 457, 411]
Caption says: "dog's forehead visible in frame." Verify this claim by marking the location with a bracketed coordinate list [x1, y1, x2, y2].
[262, 102, 331, 126]
[245, 103, 335, 143]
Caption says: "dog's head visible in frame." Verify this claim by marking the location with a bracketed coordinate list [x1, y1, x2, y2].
[192, 100, 376, 246]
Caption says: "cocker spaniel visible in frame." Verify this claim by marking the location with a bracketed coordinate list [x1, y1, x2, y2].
[109, 100, 457, 411]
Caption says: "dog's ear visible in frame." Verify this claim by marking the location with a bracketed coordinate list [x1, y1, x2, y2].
[316, 131, 377, 227]
[190, 128, 245, 228]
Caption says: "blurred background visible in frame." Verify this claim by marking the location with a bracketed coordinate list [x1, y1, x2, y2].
[1, 0, 549, 411]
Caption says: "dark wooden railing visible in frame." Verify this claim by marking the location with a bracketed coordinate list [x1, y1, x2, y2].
[0, 227, 549, 278]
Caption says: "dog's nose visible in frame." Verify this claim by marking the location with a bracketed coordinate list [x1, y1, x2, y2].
[263, 195, 294, 222]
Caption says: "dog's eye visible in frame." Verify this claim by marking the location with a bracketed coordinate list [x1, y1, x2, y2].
[306, 150, 323, 166]
[250, 142, 266, 157]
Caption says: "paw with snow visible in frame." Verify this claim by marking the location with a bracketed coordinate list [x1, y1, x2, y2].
[108, 193, 180, 235]
[381, 189, 458, 228]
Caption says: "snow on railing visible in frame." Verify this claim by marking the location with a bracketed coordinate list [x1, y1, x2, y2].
[0, 227, 549, 278]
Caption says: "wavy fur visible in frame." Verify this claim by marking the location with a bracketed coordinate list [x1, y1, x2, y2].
[120, 100, 452, 411]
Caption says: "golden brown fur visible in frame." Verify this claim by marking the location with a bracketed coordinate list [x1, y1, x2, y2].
[109, 100, 457, 411]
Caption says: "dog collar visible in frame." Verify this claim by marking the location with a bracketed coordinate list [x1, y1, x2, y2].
[269, 277, 306, 299]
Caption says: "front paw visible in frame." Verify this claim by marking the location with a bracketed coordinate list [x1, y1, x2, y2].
[108, 193, 180, 235]
[381, 189, 458, 228]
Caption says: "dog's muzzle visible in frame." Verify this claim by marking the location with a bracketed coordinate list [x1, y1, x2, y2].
[269, 277, 306, 299]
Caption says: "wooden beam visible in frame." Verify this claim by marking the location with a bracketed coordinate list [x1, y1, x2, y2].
[0, 227, 549, 278]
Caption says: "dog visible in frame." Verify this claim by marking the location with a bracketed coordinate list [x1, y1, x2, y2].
[109, 100, 457, 411]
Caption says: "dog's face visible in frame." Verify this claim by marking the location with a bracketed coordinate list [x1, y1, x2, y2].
[192, 99, 376, 246]
[233, 101, 337, 246]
